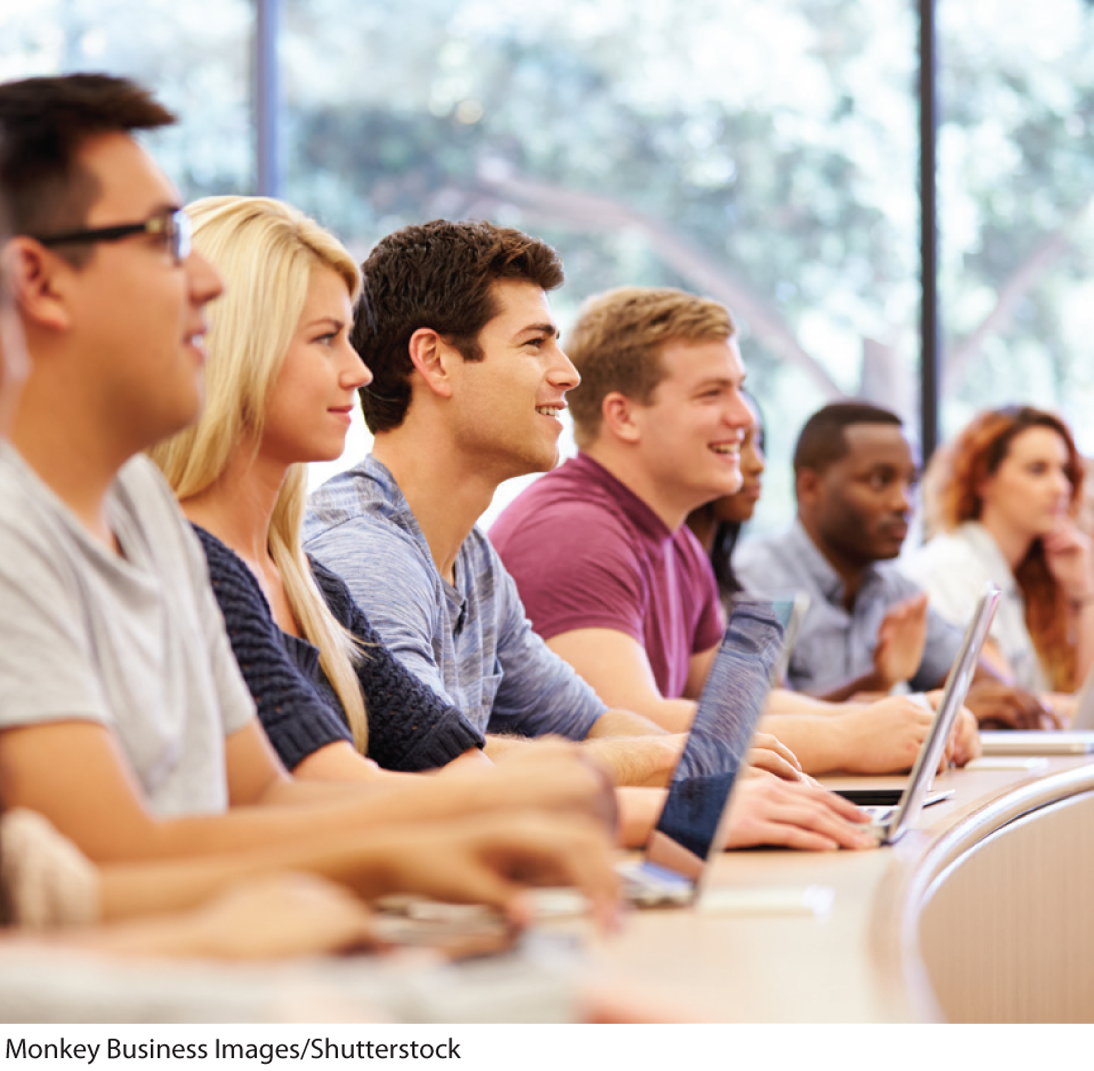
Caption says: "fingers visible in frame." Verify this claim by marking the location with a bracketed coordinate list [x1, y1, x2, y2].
[746, 751, 802, 781]
[723, 779, 877, 853]
[746, 732, 803, 781]
[473, 815, 622, 931]
[952, 709, 981, 765]
[752, 732, 803, 772]
[1038, 698, 1065, 730]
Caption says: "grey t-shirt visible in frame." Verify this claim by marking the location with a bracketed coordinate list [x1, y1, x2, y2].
[0, 445, 255, 815]
[304, 456, 606, 739]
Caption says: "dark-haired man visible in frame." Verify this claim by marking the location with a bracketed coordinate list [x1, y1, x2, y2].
[736, 401, 1054, 727]
[306, 223, 877, 851]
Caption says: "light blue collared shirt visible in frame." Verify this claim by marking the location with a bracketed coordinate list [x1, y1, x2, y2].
[735, 518, 963, 694]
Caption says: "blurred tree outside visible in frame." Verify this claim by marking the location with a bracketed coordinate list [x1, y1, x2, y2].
[4, 0, 1094, 528]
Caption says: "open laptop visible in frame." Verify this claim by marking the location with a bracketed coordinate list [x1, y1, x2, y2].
[843, 583, 1001, 845]
[979, 657, 1094, 756]
[385, 596, 795, 927]
[615, 596, 795, 906]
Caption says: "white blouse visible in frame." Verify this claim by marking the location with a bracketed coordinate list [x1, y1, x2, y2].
[901, 521, 1050, 692]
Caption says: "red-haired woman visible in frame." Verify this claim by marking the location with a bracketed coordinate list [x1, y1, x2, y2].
[905, 406, 1092, 707]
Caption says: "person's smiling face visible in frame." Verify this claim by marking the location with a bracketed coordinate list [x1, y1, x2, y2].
[627, 335, 753, 517]
[260, 264, 370, 467]
[59, 131, 223, 453]
[446, 278, 579, 482]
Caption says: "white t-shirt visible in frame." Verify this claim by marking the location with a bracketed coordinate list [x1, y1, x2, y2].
[0, 445, 256, 815]
[901, 521, 1050, 692]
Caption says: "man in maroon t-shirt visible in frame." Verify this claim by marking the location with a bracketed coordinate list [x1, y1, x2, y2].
[491, 287, 976, 776]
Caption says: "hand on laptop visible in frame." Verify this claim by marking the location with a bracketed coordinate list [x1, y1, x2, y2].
[720, 774, 877, 852]
[965, 679, 1061, 730]
[826, 695, 949, 774]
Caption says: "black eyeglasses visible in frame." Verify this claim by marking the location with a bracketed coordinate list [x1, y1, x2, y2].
[30, 207, 192, 265]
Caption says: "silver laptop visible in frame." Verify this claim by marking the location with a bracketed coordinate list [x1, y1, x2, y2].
[853, 583, 1000, 845]
[617, 596, 797, 906]
[979, 642, 1094, 756]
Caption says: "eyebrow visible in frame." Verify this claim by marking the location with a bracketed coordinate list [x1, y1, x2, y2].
[303, 316, 347, 331]
[513, 321, 560, 340]
[693, 373, 746, 391]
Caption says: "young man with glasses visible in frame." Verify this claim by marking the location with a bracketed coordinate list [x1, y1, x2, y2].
[0, 73, 623, 922]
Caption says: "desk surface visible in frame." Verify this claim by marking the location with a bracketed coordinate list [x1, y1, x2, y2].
[567, 755, 1094, 1023]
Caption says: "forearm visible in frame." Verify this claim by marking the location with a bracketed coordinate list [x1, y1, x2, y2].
[807, 670, 887, 703]
[593, 698, 695, 734]
[586, 707, 670, 738]
[756, 713, 855, 776]
[763, 688, 849, 717]
[578, 734, 683, 787]
[614, 787, 664, 849]
[44, 772, 507, 866]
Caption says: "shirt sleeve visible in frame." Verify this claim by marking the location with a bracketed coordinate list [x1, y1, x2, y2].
[196, 528, 354, 771]
[487, 550, 608, 740]
[310, 560, 486, 771]
[305, 516, 457, 708]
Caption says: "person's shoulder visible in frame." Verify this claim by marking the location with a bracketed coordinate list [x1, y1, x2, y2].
[901, 527, 982, 579]
[305, 457, 401, 536]
[492, 466, 641, 567]
[735, 527, 793, 569]
[307, 555, 357, 616]
[306, 462, 422, 558]
[493, 462, 615, 533]
[112, 455, 193, 531]
[0, 444, 42, 528]
[190, 524, 254, 587]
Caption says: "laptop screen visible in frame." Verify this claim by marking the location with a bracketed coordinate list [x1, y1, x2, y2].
[648, 598, 788, 872]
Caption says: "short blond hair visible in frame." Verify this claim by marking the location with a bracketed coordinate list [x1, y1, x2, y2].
[566, 286, 735, 447]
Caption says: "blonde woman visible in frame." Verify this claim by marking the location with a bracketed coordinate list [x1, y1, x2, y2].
[151, 196, 490, 779]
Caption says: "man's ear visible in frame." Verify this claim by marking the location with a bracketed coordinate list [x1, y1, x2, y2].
[4, 238, 72, 334]
[600, 391, 641, 444]
[796, 467, 821, 508]
[406, 327, 455, 400]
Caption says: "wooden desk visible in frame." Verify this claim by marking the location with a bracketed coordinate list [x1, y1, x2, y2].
[572, 755, 1094, 1022]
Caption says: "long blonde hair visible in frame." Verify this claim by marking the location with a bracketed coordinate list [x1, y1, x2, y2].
[150, 195, 368, 751]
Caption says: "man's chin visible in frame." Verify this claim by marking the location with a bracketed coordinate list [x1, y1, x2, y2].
[872, 540, 905, 560]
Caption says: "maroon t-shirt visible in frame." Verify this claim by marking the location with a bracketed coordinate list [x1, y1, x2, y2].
[489, 453, 724, 699]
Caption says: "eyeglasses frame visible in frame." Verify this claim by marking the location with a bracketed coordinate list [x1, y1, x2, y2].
[29, 207, 192, 265]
